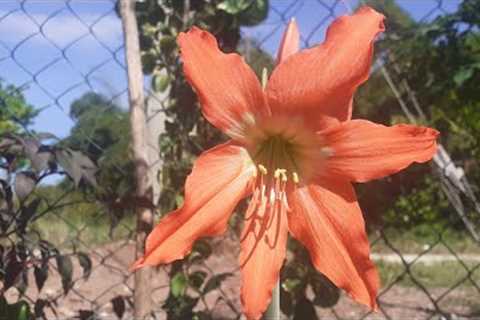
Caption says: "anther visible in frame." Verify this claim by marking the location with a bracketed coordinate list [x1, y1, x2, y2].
[274, 169, 281, 179]
[258, 164, 267, 175]
[274, 168, 287, 179]
[292, 172, 299, 184]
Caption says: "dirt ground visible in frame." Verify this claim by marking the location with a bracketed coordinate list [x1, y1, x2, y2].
[4, 233, 480, 319]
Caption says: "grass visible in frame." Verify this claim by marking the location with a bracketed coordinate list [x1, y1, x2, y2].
[370, 226, 480, 255]
[378, 260, 480, 288]
[31, 212, 135, 249]
[28, 197, 135, 251]
[29, 203, 479, 256]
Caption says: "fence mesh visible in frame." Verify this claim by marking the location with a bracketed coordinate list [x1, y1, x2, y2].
[0, 0, 479, 319]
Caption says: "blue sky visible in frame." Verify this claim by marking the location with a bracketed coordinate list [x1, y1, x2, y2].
[0, 0, 460, 139]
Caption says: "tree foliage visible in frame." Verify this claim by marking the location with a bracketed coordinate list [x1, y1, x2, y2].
[61, 92, 135, 227]
[0, 81, 38, 135]
[0, 131, 96, 318]
[354, 0, 480, 231]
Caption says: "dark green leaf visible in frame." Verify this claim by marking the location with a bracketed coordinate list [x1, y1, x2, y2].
[238, 0, 269, 26]
[18, 198, 41, 232]
[217, 0, 250, 14]
[34, 299, 48, 319]
[202, 272, 232, 294]
[78, 310, 97, 320]
[34, 263, 48, 292]
[171, 272, 188, 297]
[141, 52, 157, 74]
[0, 179, 13, 208]
[111, 296, 126, 319]
[159, 36, 176, 54]
[163, 294, 198, 320]
[4, 249, 23, 291]
[56, 254, 73, 294]
[77, 252, 92, 280]
[192, 311, 212, 320]
[282, 278, 303, 293]
[0, 296, 8, 315]
[15, 270, 29, 297]
[8, 300, 32, 320]
[311, 273, 340, 308]
[453, 67, 474, 86]
[280, 286, 294, 316]
[189, 270, 207, 289]
[152, 73, 170, 93]
[293, 297, 317, 320]
[189, 240, 212, 264]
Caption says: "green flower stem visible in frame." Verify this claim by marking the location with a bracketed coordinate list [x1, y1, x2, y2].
[263, 280, 280, 319]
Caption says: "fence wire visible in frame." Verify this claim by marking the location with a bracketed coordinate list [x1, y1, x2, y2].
[0, 0, 478, 319]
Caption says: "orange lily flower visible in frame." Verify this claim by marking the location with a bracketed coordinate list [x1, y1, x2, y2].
[132, 6, 438, 319]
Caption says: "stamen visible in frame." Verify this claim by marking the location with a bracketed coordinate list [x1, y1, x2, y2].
[258, 164, 267, 175]
[274, 169, 281, 179]
[244, 188, 260, 221]
[281, 192, 291, 212]
[292, 172, 299, 184]
[249, 166, 293, 246]
[269, 188, 276, 205]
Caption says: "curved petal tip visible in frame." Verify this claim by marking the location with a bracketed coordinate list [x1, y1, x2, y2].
[276, 17, 300, 64]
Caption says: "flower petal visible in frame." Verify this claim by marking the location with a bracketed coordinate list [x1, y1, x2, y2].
[289, 178, 380, 309]
[276, 18, 300, 64]
[132, 142, 255, 269]
[178, 27, 268, 141]
[266, 7, 385, 129]
[240, 200, 289, 319]
[321, 119, 439, 183]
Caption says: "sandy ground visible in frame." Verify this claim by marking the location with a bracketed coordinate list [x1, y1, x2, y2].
[4, 233, 480, 319]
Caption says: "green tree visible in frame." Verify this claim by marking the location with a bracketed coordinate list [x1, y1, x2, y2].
[0, 81, 38, 134]
[62, 92, 135, 224]
[354, 0, 480, 231]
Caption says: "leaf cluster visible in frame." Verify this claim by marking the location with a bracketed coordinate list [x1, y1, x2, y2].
[0, 132, 96, 318]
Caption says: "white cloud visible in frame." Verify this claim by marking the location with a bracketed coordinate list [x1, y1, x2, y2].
[0, 9, 123, 49]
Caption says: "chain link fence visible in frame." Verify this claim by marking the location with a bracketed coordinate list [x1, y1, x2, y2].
[0, 0, 479, 319]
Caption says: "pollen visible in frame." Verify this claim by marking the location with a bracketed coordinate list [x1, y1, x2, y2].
[274, 168, 286, 179]
[292, 172, 299, 184]
[258, 164, 268, 175]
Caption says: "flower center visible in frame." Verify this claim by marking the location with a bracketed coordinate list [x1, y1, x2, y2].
[244, 133, 301, 232]
[253, 134, 300, 175]
[245, 115, 329, 184]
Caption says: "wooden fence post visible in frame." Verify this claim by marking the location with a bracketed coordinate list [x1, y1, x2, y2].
[119, 1, 153, 318]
